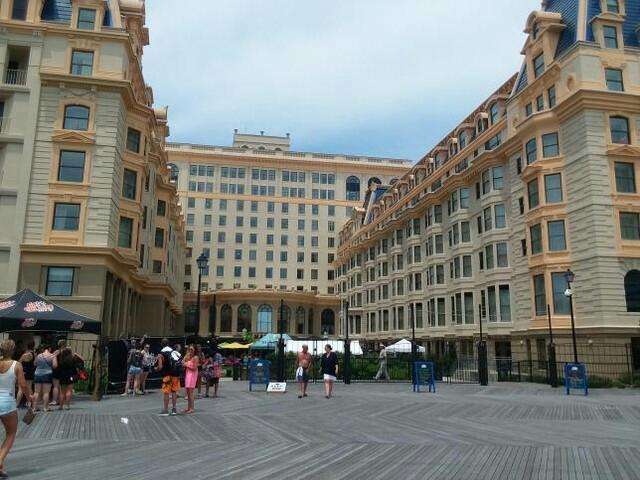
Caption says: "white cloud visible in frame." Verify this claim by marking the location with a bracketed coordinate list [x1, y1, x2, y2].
[144, 0, 538, 160]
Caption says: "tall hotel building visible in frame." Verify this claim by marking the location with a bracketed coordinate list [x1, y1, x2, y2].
[0, 0, 185, 337]
[337, 0, 640, 363]
[167, 133, 410, 338]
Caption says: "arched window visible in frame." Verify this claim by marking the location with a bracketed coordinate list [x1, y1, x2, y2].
[625, 270, 640, 312]
[389, 178, 399, 185]
[168, 163, 179, 183]
[258, 146, 266, 151]
[296, 306, 306, 334]
[241, 145, 249, 149]
[321, 309, 335, 335]
[368, 177, 382, 187]
[257, 305, 272, 333]
[308, 308, 314, 335]
[220, 304, 232, 332]
[610, 116, 630, 144]
[63, 105, 90, 131]
[346, 176, 361, 201]
[237, 304, 252, 332]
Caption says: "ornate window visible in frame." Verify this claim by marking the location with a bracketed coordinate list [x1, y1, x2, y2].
[257, 305, 272, 333]
[63, 105, 90, 131]
[220, 304, 232, 332]
[346, 176, 361, 201]
[237, 304, 252, 332]
[321, 309, 335, 335]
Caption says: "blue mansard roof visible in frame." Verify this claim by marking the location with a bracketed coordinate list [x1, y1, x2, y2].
[514, 0, 640, 95]
[41, 0, 113, 26]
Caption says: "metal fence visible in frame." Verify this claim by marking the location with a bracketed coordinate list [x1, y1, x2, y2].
[492, 343, 640, 387]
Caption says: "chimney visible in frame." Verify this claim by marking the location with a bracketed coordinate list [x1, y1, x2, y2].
[260, 131, 264, 136]
[234, 128, 238, 134]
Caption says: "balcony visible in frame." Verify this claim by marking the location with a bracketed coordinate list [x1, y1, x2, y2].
[4, 69, 26, 86]
[0, 117, 13, 134]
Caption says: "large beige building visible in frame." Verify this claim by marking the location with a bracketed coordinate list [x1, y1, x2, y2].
[167, 133, 410, 338]
[0, 0, 185, 337]
[337, 0, 640, 365]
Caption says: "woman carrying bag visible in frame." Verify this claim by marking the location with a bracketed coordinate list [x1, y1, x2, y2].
[320, 344, 339, 399]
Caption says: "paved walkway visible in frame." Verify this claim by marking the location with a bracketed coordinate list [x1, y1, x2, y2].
[5, 381, 640, 479]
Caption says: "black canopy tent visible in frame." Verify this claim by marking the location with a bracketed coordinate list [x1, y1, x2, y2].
[0, 289, 101, 334]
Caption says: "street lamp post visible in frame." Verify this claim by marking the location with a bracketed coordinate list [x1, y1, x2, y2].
[277, 299, 285, 382]
[343, 301, 350, 385]
[564, 269, 579, 364]
[410, 303, 416, 384]
[477, 303, 488, 386]
[195, 252, 209, 336]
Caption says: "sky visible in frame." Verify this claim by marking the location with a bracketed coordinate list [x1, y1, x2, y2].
[144, 0, 538, 162]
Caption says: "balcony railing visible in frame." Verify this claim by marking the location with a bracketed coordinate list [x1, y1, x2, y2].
[4, 69, 27, 86]
[0, 117, 12, 134]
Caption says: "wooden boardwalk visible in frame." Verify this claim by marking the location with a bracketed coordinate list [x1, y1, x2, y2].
[6, 382, 640, 479]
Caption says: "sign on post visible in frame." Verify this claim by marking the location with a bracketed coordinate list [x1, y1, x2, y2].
[564, 363, 588, 396]
[249, 359, 271, 392]
[413, 361, 436, 393]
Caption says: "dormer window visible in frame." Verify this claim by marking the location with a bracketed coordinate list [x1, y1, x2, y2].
[459, 132, 467, 149]
[78, 8, 97, 30]
[606, 0, 620, 13]
[489, 103, 499, 124]
[603, 25, 619, 48]
[533, 53, 545, 78]
[532, 22, 539, 40]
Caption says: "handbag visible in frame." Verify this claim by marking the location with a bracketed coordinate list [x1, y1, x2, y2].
[22, 408, 36, 426]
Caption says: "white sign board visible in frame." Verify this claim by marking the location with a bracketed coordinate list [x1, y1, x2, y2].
[267, 382, 287, 394]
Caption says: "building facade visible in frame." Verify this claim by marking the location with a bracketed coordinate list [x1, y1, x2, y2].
[337, 0, 640, 364]
[0, 0, 185, 337]
[167, 132, 410, 338]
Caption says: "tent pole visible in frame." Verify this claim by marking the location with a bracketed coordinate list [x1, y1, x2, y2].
[91, 337, 104, 401]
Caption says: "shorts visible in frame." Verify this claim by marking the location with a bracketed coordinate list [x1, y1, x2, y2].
[297, 369, 310, 383]
[209, 377, 220, 385]
[162, 376, 181, 394]
[59, 375, 75, 386]
[129, 366, 142, 376]
[0, 397, 16, 417]
[323, 374, 336, 382]
[34, 373, 53, 384]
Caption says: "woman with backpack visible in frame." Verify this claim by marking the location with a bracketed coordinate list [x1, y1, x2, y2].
[121, 340, 143, 396]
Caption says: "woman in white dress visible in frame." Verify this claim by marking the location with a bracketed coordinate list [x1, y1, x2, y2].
[0, 339, 32, 478]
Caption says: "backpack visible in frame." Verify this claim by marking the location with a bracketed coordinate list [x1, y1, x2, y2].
[162, 350, 183, 377]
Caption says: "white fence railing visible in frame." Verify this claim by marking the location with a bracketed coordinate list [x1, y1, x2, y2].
[4, 69, 27, 86]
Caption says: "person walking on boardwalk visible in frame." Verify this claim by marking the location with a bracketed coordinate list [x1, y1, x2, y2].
[375, 343, 390, 381]
[321, 344, 338, 399]
[16, 341, 34, 409]
[32, 344, 54, 412]
[122, 340, 144, 396]
[0, 339, 33, 478]
[296, 344, 312, 399]
[140, 343, 155, 395]
[53, 346, 83, 410]
[182, 345, 199, 414]
[156, 338, 181, 416]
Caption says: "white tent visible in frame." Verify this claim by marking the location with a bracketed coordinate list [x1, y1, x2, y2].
[385, 339, 425, 354]
[285, 339, 363, 355]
